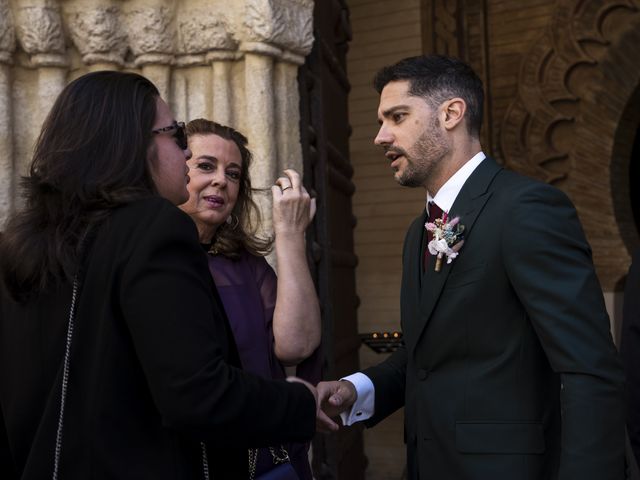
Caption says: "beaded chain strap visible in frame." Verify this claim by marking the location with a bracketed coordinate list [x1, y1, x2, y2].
[248, 446, 291, 479]
[52, 274, 79, 480]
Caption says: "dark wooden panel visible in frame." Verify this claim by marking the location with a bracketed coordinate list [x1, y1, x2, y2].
[299, 0, 366, 478]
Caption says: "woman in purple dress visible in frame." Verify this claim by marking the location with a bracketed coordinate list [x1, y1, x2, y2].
[179, 119, 322, 479]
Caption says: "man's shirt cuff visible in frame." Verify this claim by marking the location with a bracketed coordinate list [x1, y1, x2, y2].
[339, 372, 375, 426]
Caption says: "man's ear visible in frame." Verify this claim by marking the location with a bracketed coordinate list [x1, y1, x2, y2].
[441, 98, 466, 131]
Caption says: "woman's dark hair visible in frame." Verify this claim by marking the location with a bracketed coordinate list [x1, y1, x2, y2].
[185, 119, 272, 259]
[0, 71, 160, 301]
[373, 54, 484, 137]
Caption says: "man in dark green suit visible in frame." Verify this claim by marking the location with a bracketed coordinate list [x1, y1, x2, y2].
[317, 55, 626, 479]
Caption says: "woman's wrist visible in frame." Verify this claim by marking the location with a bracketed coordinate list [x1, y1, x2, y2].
[274, 229, 306, 241]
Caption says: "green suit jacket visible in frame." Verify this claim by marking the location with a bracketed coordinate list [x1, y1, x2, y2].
[364, 158, 625, 480]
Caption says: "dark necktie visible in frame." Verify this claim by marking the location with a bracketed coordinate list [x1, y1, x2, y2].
[424, 201, 444, 271]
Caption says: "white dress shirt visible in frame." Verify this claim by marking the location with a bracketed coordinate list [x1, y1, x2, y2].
[340, 151, 486, 426]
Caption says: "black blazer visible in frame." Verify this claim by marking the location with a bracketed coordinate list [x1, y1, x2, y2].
[0, 197, 315, 479]
[364, 158, 625, 480]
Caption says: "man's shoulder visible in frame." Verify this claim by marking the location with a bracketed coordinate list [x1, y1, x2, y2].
[492, 166, 542, 191]
[491, 167, 569, 204]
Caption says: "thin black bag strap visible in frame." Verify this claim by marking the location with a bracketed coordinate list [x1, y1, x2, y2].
[200, 442, 210, 480]
[50, 226, 96, 479]
[52, 273, 80, 480]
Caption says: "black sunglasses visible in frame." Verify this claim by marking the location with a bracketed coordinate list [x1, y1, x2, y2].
[152, 121, 188, 150]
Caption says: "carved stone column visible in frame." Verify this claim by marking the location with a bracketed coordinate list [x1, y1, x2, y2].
[240, 42, 281, 238]
[176, 7, 237, 122]
[1, 0, 315, 234]
[0, 0, 15, 227]
[124, 3, 175, 100]
[208, 51, 236, 126]
[242, 43, 279, 223]
[65, 1, 127, 71]
[15, 2, 68, 175]
[275, 53, 305, 173]
[238, 0, 314, 239]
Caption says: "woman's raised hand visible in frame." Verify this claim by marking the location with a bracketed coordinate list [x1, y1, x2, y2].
[270, 169, 322, 364]
[271, 169, 316, 236]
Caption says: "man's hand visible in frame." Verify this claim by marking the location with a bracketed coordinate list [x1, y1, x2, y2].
[316, 380, 357, 433]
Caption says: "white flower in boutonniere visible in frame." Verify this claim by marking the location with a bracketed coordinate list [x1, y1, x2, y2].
[424, 213, 465, 272]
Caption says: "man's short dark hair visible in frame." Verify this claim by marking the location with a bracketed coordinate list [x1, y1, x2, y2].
[373, 55, 484, 137]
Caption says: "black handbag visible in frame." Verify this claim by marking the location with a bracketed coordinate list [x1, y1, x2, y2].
[255, 463, 299, 480]
[249, 446, 300, 480]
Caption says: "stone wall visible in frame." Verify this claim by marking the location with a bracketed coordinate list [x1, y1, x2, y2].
[0, 0, 314, 241]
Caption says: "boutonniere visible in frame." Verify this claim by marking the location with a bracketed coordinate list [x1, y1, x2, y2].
[424, 213, 465, 272]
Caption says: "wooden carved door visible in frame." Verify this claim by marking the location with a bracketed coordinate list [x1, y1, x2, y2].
[299, 0, 366, 478]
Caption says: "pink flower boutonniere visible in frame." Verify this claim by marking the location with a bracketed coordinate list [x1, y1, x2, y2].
[424, 212, 465, 272]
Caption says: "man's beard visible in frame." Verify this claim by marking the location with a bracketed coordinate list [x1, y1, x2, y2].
[395, 121, 449, 188]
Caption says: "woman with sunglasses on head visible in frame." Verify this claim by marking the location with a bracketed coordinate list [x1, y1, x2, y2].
[0, 71, 317, 479]
[178, 119, 322, 479]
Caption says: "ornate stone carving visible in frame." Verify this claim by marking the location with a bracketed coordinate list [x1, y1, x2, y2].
[500, 0, 640, 289]
[124, 6, 174, 65]
[243, 0, 314, 56]
[0, 0, 16, 62]
[500, 0, 640, 184]
[15, 5, 66, 65]
[176, 9, 236, 55]
[67, 6, 127, 66]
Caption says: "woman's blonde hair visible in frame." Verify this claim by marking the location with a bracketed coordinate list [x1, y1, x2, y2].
[185, 119, 272, 259]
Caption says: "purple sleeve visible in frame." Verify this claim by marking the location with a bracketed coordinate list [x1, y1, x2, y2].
[253, 256, 323, 385]
[295, 346, 323, 386]
[253, 257, 277, 331]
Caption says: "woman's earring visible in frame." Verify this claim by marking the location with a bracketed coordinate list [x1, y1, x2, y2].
[226, 214, 239, 229]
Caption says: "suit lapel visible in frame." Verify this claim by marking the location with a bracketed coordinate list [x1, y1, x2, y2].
[400, 212, 427, 351]
[414, 158, 503, 342]
[416, 210, 428, 289]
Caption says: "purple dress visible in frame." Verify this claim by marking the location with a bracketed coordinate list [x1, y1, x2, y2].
[207, 248, 321, 479]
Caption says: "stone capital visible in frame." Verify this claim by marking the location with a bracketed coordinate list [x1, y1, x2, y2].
[15, 5, 67, 65]
[176, 9, 237, 56]
[240, 0, 314, 57]
[0, 0, 16, 61]
[123, 5, 175, 64]
[66, 5, 127, 67]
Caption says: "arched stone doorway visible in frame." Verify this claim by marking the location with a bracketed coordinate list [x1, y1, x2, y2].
[631, 128, 640, 239]
[500, 0, 640, 302]
[611, 86, 640, 258]
[610, 84, 640, 342]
